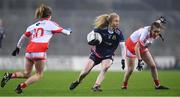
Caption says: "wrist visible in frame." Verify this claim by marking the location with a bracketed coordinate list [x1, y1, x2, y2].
[138, 59, 142, 62]
[16, 46, 20, 49]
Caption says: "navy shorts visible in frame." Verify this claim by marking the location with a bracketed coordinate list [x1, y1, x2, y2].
[89, 52, 114, 65]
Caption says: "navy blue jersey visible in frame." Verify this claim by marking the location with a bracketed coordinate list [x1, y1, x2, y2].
[91, 27, 124, 58]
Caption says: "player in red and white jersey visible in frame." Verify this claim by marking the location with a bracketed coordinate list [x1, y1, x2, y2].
[121, 17, 169, 90]
[0, 4, 72, 94]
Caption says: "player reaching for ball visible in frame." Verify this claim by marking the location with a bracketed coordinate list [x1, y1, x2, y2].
[69, 13, 126, 92]
[0, 4, 72, 94]
[121, 16, 169, 90]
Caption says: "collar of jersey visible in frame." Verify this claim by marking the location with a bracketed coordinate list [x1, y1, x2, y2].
[40, 17, 50, 21]
[108, 30, 114, 34]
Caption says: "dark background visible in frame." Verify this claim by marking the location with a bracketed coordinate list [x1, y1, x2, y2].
[0, 0, 179, 56]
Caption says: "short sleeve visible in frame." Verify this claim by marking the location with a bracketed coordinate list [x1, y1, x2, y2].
[24, 31, 31, 37]
[24, 27, 33, 37]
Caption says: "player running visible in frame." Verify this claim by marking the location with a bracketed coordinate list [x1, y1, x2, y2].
[121, 17, 169, 90]
[69, 13, 126, 92]
[0, 4, 72, 94]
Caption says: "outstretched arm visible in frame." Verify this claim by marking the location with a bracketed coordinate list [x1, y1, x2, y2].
[17, 34, 28, 48]
[61, 28, 72, 35]
[12, 34, 29, 56]
[52, 28, 72, 35]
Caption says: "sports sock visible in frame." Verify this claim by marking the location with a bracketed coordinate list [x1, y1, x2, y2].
[123, 81, 128, 87]
[20, 82, 28, 89]
[154, 80, 160, 87]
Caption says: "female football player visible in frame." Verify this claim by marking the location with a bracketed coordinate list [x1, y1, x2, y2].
[1, 4, 72, 94]
[121, 17, 169, 90]
[69, 13, 126, 92]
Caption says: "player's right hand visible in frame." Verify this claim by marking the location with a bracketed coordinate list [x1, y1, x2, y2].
[136, 59, 144, 71]
[12, 47, 20, 56]
[121, 59, 125, 70]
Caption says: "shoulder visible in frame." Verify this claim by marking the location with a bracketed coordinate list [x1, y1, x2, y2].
[139, 26, 150, 33]
[94, 27, 108, 33]
[133, 26, 150, 36]
[116, 29, 123, 34]
[116, 29, 125, 41]
[26, 22, 37, 31]
[46, 20, 60, 27]
[43, 20, 62, 30]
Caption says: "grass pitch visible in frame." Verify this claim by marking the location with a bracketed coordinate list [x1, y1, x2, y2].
[0, 70, 180, 96]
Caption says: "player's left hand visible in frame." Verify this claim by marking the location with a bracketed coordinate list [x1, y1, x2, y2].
[136, 59, 144, 71]
[121, 59, 125, 70]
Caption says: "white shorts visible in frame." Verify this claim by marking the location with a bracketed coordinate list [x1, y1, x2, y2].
[126, 49, 136, 58]
[25, 52, 47, 60]
[126, 48, 149, 58]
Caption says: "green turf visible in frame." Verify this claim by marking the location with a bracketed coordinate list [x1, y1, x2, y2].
[0, 70, 180, 96]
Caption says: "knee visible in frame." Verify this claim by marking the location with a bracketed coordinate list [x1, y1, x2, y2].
[150, 65, 156, 70]
[23, 71, 31, 78]
[103, 65, 111, 72]
[127, 66, 134, 74]
[81, 72, 88, 76]
[81, 69, 91, 76]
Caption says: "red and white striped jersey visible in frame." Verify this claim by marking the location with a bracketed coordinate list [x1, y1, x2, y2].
[129, 26, 154, 47]
[24, 19, 63, 52]
[125, 26, 155, 55]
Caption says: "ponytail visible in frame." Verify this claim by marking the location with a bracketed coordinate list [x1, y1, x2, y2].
[94, 14, 109, 29]
[151, 16, 167, 42]
[35, 4, 52, 19]
[94, 13, 119, 29]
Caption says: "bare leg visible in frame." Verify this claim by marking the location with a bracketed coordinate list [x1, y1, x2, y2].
[0, 59, 34, 88]
[69, 59, 95, 90]
[122, 57, 135, 88]
[94, 59, 112, 87]
[14, 59, 45, 94]
[78, 59, 95, 83]
[141, 51, 159, 87]
[24, 60, 45, 86]
[11, 59, 34, 79]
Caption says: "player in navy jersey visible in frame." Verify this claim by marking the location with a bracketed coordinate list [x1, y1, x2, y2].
[69, 13, 126, 92]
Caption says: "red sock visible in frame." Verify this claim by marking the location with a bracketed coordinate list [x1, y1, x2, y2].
[123, 81, 128, 87]
[20, 83, 28, 89]
[154, 80, 160, 87]
[11, 72, 17, 78]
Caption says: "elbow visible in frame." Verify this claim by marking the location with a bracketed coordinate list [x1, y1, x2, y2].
[120, 42, 125, 49]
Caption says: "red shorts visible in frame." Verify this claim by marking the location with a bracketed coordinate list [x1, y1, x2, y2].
[25, 52, 47, 60]
[125, 38, 148, 58]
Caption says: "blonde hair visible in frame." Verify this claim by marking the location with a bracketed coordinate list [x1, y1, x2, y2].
[94, 13, 119, 29]
[35, 4, 52, 19]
